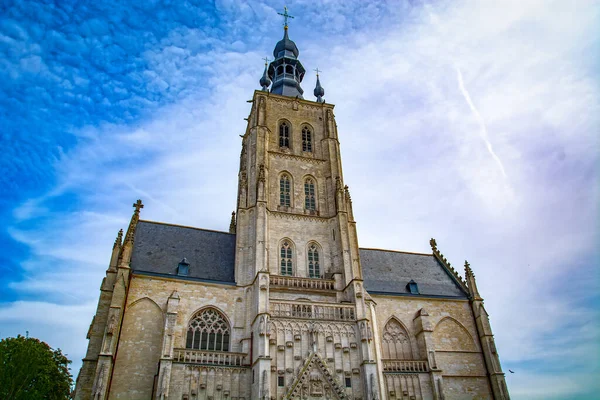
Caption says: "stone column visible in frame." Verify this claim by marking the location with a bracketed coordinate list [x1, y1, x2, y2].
[414, 308, 444, 400]
[368, 300, 387, 400]
[155, 291, 180, 399]
[252, 271, 272, 399]
[465, 262, 510, 400]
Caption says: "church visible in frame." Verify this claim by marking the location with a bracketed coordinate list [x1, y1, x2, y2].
[74, 11, 509, 400]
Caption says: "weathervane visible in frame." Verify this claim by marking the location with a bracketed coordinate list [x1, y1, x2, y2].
[278, 6, 294, 29]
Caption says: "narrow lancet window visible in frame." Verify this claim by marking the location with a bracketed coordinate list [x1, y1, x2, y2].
[304, 178, 316, 210]
[186, 308, 230, 352]
[302, 127, 312, 152]
[308, 244, 320, 278]
[279, 122, 290, 148]
[280, 175, 291, 206]
[280, 240, 293, 275]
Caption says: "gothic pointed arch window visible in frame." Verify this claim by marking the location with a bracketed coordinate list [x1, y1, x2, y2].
[279, 122, 290, 148]
[302, 126, 312, 152]
[280, 240, 293, 276]
[186, 308, 230, 352]
[304, 178, 316, 210]
[279, 174, 291, 207]
[382, 318, 413, 360]
[308, 243, 320, 278]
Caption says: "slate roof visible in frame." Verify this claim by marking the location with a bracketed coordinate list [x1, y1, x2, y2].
[130, 221, 467, 297]
[360, 248, 468, 298]
[130, 221, 236, 283]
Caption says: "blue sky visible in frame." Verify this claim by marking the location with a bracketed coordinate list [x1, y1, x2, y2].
[1, 0, 599, 398]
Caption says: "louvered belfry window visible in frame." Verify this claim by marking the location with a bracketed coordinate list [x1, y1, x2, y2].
[302, 127, 312, 152]
[279, 122, 290, 148]
[280, 240, 293, 276]
[308, 244, 320, 278]
[185, 308, 230, 352]
[304, 178, 316, 210]
[280, 175, 291, 206]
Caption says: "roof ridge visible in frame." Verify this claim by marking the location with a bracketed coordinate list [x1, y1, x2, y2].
[138, 219, 234, 235]
[359, 247, 432, 256]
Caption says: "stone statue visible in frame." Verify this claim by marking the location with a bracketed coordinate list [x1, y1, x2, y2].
[259, 316, 266, 336]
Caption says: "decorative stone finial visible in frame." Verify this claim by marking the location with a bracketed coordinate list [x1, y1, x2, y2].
[229, 211, 236, 234]
[113, 229, 123, 249]
[344, 185, 351, 201]
[133, 199, 144, 214]
[124, 199, 144, 245]
[465, 260, 474, 276]
[429, 238, 437, 250]
[464, 260, 482, 300]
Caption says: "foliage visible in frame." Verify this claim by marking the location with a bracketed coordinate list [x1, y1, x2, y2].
[0, 335, 72, 400]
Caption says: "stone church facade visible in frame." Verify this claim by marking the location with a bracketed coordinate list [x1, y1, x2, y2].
[74, 21, 509, 400]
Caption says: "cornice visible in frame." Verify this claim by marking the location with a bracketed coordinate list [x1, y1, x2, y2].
[267, 209, 329, 222]
[268, 150, 327, 164]
[253, 90, 335, 110]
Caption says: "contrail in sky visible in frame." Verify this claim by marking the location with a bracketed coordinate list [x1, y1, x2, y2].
[455, 66, 508, 178]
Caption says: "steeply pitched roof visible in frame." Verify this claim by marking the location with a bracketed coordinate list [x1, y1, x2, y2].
[130, 220, 467, 297]
[360, 248, 468, 298]
[130, 220, 236, 283]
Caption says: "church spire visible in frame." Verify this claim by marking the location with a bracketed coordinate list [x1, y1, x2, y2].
[268, 6, 305, 98]
[313, 68, 325, 103]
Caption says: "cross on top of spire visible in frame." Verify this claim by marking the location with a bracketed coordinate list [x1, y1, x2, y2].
[314, 67, 321, 76]
[133, 199, 144, 213]
[263, 56, 271, 65]
[278, 6, 294, 29]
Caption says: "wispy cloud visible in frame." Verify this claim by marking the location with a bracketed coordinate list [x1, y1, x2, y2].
[1, 1, 599, 398]
[455, 65, 508, 179]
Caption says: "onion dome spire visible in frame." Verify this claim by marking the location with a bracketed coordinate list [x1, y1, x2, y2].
[313, 68, 325, 103]
[259, 57, 271, 91]
[268, 7, 305, 98]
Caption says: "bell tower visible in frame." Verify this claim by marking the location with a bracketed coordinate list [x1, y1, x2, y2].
[235, 12, 376, 399]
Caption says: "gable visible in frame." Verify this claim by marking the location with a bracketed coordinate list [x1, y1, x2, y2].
[360, 248, 468, 298]
[285, 352, 348, 400]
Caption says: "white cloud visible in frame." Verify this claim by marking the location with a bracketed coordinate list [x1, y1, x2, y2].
[4, 0, 599, 397]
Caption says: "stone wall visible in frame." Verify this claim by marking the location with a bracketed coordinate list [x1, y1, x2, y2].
[371, 294, 493, 399]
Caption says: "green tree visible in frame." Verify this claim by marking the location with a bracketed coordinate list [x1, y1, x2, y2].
[0, 335, 73, 400]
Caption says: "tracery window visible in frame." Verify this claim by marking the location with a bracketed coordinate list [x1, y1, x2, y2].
[304, 178, 316, 210]
[308, 244, 320, 278]
[186, 308, 230, 352]
[280, 240, 293, 276]
[382, 318, 412, 360]
[279, 122, 290, 148]
[280, 174, 291, 207]
[302, 127, 312, 152]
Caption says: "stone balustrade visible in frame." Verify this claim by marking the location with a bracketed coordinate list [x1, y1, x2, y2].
[173, 349, 249, 367]
[269, 275, 335, 291]
[270, 300, 356, 321]
[382, 359, 429, 373]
